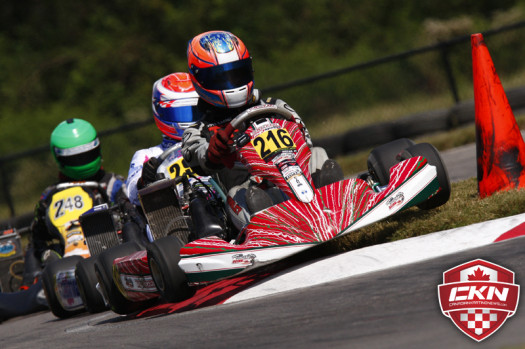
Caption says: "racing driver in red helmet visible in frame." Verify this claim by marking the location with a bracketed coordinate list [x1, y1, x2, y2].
[182, 30, 343, 231]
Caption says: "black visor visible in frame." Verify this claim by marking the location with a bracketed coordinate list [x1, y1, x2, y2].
[56, 146, 101, 167]
[193, 58, 253, 91]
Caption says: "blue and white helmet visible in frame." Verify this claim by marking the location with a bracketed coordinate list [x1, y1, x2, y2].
[152, 72, 204, 141]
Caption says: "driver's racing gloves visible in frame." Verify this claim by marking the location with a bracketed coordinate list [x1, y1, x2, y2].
[139, 157, 160, 188]
[207, 128, 235, 168]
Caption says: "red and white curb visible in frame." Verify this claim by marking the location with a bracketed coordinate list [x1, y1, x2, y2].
[225, 212, 525, 304]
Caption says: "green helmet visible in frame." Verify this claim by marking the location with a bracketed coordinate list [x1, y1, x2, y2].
[50, 118, 102, 179]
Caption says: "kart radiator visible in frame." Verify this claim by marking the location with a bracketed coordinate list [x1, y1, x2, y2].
[138, 179, 191, 243]
[80, 206, 121, 256]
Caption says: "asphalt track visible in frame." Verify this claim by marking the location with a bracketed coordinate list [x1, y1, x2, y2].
[3, 144, 525, 348]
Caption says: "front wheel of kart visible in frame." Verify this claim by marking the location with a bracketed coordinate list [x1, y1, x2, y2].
[147, 236, 193, 303]
[94, 242, 155, 315]
[403, 143, 451, 210]
[75, 256, 107, 313]
[41, 256, 85, 319]
[367, 138, 416, 185]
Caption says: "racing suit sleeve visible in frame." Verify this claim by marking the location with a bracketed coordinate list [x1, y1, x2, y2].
[126, 150, 147, 206]
[125, 146, 166, 206]
[182, 123, 224, 174]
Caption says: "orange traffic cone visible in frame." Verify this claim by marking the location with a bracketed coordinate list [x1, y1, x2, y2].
[472, 33, 525, 198]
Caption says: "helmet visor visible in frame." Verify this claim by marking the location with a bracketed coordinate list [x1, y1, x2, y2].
[193, 58, 253, 91]
[54, 138, 101, 167]
[156, 103, 203, 124]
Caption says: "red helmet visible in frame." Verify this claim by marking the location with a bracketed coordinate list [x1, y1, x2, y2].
[187, 31, 254, 108]
[152, 72, 203, 140]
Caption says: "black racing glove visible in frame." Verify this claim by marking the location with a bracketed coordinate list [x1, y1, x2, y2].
[140, 157, 160, 187]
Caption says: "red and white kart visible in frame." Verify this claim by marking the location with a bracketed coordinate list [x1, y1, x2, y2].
[102, 104, 450, 310]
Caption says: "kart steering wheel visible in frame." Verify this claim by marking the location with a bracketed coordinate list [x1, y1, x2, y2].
[55, 181, 101, 191]
[158, 144, 180, 163]
[154, 144, 189, 181]
[222, 104, 297, 140]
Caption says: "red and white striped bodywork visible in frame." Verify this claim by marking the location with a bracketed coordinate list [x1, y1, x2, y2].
[179, 118, 439, 284]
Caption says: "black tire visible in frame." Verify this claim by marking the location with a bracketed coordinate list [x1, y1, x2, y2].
[75, 256, 107, 313]
[41, 256, 85, 319]
[147, 236, 193, 303]
[367, 138, 415, 185]
[94, 242, 155, 315]
[403, 143, 451, 210]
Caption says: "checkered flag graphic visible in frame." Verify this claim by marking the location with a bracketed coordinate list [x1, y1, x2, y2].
[460, 309, 498, 335]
